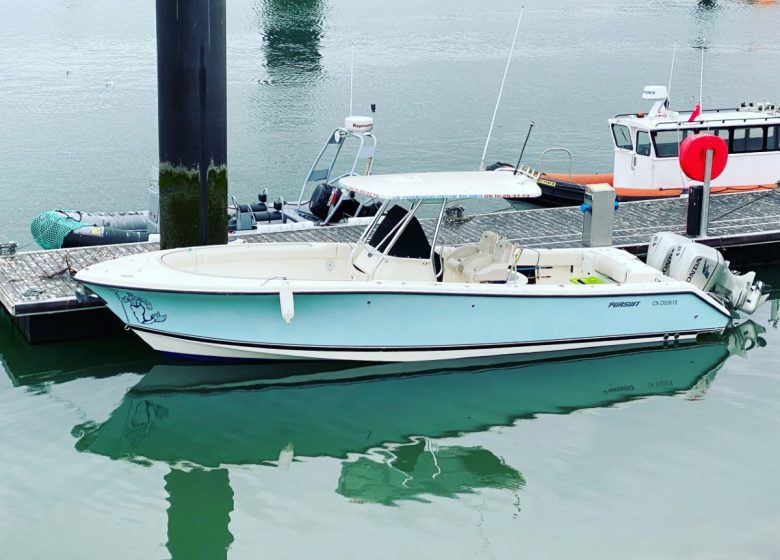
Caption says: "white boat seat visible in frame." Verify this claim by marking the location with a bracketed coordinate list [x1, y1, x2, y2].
[446, 230, 503, 273]
[589, 248, 663, 283]
[463, 239, 516, 283]
[526, 249, 584, 267]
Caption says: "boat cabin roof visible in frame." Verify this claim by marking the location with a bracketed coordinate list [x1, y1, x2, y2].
[611, 107, 780, 130]
[337, 170, 542, 200]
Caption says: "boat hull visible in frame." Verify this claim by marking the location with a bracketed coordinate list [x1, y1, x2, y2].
[133, 326, 705, 362]
[87, 285, 730, 362]
[523, 172, 777, 207]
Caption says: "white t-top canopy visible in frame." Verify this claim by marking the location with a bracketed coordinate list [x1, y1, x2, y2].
[337, 170, 542, 200]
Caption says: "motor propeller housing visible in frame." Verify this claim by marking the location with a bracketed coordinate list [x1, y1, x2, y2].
[647, 232, 769, 315]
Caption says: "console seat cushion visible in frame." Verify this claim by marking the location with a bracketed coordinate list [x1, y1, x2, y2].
[590, 248, 663, 283]
[462, 240, 516, 283]
[446, 230, 503, 274]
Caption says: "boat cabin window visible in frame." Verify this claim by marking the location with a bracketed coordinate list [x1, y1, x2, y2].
[713, 127, 730, 147]
[367, 204, 431, 259]
[731, 127, 765, 153]
[636, 131, 651, 156]
[611, 124, 633, 150]
[652, 130, 683, 157]
[768, 126, 779, 151]
[651, 129, 696, 158]
[651, 126, 780, 157]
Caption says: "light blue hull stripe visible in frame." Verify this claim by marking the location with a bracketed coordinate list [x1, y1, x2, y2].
[90, 286, 730, 352]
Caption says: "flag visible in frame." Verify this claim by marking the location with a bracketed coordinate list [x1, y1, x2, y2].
[688, 103, 701, 122]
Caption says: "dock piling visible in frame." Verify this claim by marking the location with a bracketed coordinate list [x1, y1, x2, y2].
[700, 149, 714, 237]
[156, 0, 228, 249]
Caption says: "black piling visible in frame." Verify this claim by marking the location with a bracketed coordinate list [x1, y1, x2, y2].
[156, 0, 228, 249]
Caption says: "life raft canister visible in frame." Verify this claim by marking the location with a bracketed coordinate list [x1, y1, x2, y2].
[679, 134, 728, 182]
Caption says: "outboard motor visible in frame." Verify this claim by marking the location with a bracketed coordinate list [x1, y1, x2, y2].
[309, 183, 342, 221]
[647, 232, 769, 315]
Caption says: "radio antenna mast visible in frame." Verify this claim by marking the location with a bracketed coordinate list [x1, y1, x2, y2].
[667, 42, 677, 106]
[479, 8, 524, 171]
[349, 42, 355, 115]
[699, 38, 707, 112]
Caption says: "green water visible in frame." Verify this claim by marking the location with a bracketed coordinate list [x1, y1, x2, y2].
[2, 310, 779, 558]
[2, 1, 780, 558]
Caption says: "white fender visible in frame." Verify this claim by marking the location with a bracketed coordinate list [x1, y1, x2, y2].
[279, 282, 295, 323]
[278, 442, 294, 470]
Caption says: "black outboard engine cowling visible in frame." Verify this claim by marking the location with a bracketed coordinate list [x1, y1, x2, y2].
[309, 183, 342, 221]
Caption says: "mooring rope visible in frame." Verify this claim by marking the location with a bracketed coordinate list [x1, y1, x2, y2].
[710, 183, 780, 223]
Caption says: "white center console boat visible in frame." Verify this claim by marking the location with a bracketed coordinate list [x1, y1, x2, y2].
[75, 170, 769, 363]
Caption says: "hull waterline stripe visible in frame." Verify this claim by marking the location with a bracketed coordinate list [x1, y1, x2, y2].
[130, 325, 723, 353]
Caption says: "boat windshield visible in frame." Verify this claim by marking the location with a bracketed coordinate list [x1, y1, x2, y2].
[367, 204, 431, 259]
[612, 124, 633, 150]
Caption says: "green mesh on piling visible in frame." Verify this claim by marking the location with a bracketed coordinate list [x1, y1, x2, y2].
[30, 211, 93, 250]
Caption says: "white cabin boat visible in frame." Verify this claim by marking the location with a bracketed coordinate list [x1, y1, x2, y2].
[506, 86, 780, 206]
[75, 170, 768, 363]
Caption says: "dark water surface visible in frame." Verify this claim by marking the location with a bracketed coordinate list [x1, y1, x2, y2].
[2, 1, 780, 558]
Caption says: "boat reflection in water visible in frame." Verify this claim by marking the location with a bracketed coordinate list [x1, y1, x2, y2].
[73, 320, 760, 458]
[73, 324, 761, 466]
[67, 322, 767, 556]
[336, 438, 526, 506]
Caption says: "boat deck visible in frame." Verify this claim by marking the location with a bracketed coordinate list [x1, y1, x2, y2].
[1, 190, 779, 333]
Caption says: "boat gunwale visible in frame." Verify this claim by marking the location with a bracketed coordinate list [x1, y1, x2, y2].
[81, 278, 732, 319]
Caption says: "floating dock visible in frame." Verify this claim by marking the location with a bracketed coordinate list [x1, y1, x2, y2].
[2, 191, 779, 342]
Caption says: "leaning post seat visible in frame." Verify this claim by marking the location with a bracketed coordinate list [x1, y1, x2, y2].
[462, 239, 518, 283]
[445, 230, 503, 274]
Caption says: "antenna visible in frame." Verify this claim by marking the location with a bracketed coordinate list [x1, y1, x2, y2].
[479, 8, 525, 171]
[513, 121, 535, 175]
[349, 43, 354, 116]
[667, 42, 677, 105]
[699, 38, 706, 112]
